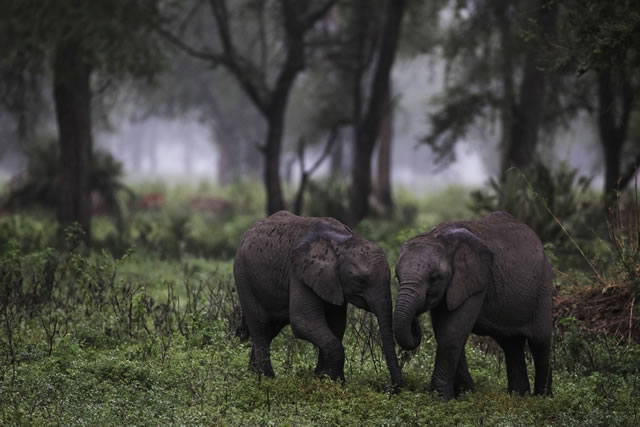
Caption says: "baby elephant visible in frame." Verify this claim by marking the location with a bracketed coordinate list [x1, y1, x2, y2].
[393, 211, 552, 400]
[233, 211, 402, 388]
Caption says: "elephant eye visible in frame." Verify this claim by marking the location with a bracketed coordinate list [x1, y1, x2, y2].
[354, 275, 367, 285]
[429, 272, 442, 283]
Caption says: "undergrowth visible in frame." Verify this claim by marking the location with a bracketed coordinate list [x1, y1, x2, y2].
[1, 230, 640, 426]
[2, 179, 640, 425]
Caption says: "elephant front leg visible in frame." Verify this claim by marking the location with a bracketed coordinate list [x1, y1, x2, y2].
[292, 321, 345, 381]
[315, 303, 348, 376]
[431, 341, 465, 400]
[291, 286, 345, 381]
[430, 295, 483, 401]
[454, 348, 475, 396]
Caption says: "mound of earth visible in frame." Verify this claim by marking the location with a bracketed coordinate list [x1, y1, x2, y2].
[554, 283, 639, 342]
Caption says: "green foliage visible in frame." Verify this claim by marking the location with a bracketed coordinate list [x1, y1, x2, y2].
[0, 215, 56, 253]
[2, 138, 132, 222]
[302, 177, 350, 222]
[92, 179, 264, 260]
[0, 0, 168, 81]
[470, 161, 604, 267]
[356, 185, 472, 264]
[556, 0, 640, 72]
[3, 187, 640, 425]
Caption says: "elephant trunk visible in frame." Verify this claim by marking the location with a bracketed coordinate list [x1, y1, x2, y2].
[373, 299, 403, 389]
[393, 285, 423, 350]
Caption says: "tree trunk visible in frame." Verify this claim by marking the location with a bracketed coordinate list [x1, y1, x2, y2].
[500, 0, 557, 173]
[53, 40, 92, 242]
[375, 87, 393, 216]
[264, 106, 287, 214]
[330, 133, 344, 178]
[348, 0, 406, 226]
[597, 67, 633, 209]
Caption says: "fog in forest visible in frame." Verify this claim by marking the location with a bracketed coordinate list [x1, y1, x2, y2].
[0, 56, 603, 192]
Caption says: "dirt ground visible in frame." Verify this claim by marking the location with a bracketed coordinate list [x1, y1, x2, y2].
[554, 283, 639, 343]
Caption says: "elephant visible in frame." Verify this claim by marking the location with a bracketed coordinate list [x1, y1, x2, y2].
[393, 211, 552, 400]
[233, 210, 402, 388]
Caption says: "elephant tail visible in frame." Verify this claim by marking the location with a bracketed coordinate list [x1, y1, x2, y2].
[231, 305, 250, 342]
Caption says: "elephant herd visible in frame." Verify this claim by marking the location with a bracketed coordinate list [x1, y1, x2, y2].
[233, 210, 553, 401]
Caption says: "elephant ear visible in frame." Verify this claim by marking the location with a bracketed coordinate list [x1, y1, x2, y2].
[441, 228, 494, 312]
[291, 224, 351, 305]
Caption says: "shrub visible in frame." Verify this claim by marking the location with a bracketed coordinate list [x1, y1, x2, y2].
[470, 161, 604, 268]
[3, 138, 131, 215]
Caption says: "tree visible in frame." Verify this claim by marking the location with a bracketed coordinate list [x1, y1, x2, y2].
[423, 0, 559, 177]
[133, 53, 264, 185]
[556, 0, 640, 207]
[374, 86, 394, 217]
[0, 0, 167, 241]
[348, 0, 407, 225]
[499, 0, 558, 172]
[159, 0, 336, 215]
[53, 37, 93, 236]
[597, 66, 635, 206]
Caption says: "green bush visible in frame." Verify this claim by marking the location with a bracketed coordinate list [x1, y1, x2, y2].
[0, 215, 56, 252]
[2, 138, 132, 221]
[470, 161, 605, 269]
[2, 234, 640, 425]
[3, 183, 640, 426]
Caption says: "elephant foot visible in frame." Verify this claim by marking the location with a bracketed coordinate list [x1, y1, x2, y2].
[454, 380, 474, 397]
[314, 366, 345, 382]
[249, 348, 275, 378]
[454, 372, 475, 397]
[249, 361, 275, 378]
[431, 378, 455, 401]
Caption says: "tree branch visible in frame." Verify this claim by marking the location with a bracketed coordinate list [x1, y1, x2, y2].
[293, 125, 341, 215]
[153, 22, 225, 63]
[308, 125, 339, 177]
[302, 0, 338, 30]
[618, 153, 640, 191]
[208, 0, 269, 114]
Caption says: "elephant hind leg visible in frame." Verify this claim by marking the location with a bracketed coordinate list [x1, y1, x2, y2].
[496, 335, 530, 395]
[529, 337, 552, 396]
[247, 315, 286, 378]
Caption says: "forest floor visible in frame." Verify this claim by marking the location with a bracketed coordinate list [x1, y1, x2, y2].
[1, 183, 640, 425]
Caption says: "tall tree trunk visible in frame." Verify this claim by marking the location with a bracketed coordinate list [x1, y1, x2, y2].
[330, 133, 344, 178]
[53, 40, 92, 242]
[598, 67, 633, 209]
[495, 0, 515, 176]
[500, 0, 557, 174]
[349, 0, 406, 226]
[264, 106, 286, 214]
[203, 0, 336, 215]
[375, 86, 393, 216]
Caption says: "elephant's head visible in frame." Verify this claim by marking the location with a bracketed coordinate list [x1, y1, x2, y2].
[393, 227, 494, 351]
[291, 220, 402, 387]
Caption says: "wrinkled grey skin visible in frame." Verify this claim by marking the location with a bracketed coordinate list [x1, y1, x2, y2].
[233, 211, 402, 388]
[393, 211, 552, 400]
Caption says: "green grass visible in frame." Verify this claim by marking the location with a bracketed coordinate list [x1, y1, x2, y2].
[2, 182, 640, 425]
[2, 248, 639, 426]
